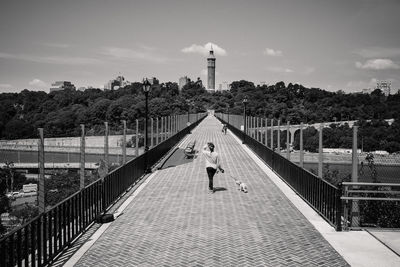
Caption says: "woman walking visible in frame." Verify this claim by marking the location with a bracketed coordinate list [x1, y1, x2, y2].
[202, 142, 224, 193]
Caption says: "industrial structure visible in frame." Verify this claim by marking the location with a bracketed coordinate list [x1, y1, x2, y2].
[207, 47, 216, 91]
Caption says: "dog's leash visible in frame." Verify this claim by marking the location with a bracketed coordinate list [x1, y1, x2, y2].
[228, 174, 237, 182]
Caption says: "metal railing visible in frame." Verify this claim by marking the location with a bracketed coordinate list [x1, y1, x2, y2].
[216, 113, 342, 231]
[0, 113, 206, 267]
[341, 182, 400, 229]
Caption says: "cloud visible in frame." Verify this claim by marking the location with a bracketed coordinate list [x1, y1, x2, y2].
[42, 43, 71, 48]
[304, 67, 315, 75]
[29, 79, 47, 87]
[137, 44, 156, 51]
[355, 47, 400, 58]
[263, 48, 283, 57]
[346, 78, 378, 89]
[101, 47, 170, 63]
[0, 83, 12, 88]
[355, 59, 400, 70]
[181, 42, 227, 56]
[268, 67, 293, 73]
[0, 52, 101, 65]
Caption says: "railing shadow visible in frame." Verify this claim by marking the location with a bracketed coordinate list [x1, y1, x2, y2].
[159, 148, 198, 169]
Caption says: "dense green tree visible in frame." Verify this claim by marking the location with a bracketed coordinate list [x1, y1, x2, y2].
[2, 119, 35, 139]
[1, 80, 400, 152]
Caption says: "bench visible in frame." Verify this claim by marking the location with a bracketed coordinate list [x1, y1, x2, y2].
[184, 140, 196, 158]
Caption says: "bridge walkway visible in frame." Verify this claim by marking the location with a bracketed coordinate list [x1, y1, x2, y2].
[65, 115, 349, 266]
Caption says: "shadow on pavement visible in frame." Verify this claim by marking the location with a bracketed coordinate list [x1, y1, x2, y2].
[160, 148, 198, 169]
[213, 187, 227, 192]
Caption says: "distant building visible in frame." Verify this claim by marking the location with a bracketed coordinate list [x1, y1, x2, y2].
[259, 81, 267, 86]
[50, 81, 76, 92]
[362, 88, 372, 94]
[207, 47, 216, 91]
[323, 148, 361, 154]
[376, 80, 391, 96]
[23, 183, 37, 193]
[147, 77, 159, 85]
[179, 76, 191, 90]
[0, 213, 20, 230]
[217, 81, 230, 91]
[78, 87, 86, 91]
[105, 75, 131, 90]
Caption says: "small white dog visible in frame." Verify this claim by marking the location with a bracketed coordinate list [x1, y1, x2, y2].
[235, 180, 248, 193]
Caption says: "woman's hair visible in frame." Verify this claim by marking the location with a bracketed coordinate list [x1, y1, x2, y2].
[208, 142, 215, 150]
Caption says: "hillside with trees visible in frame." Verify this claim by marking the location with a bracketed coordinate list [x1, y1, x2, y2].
[1, 80, 399, 152]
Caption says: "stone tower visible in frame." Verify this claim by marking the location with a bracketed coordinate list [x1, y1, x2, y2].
[207, 47, 216, 90]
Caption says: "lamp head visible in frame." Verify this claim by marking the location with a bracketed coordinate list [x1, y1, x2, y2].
[142, 78, 151, 93]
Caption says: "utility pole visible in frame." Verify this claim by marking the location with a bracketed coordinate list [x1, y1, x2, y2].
[38, 128, 45, 213]
[80, 124, 85, 190]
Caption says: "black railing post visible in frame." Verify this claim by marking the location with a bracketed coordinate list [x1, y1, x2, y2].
[243, 97, 248, 144]
[336, 183, 343, 231]
[102, 179, 106, 213]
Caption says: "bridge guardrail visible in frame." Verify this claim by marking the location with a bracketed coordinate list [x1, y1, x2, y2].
[341, 182, 400, 229]
[0, 113, 206, 267]
[215, 113, 342, 231]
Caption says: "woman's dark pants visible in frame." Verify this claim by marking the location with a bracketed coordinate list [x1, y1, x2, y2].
[206, 167, 217, 190]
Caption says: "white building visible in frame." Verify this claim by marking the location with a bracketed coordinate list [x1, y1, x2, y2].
[217, 81, 231, 91]
[50, 81, 76, 92]
[376, 80, 391, 96]
[179, 76, 191, 90]
[105, 75, 131, 90]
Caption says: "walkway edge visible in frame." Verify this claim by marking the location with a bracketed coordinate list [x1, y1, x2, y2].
[228, 129, 400, 267]
[63, 171, 158, 267]
[64, 128, 198, 266]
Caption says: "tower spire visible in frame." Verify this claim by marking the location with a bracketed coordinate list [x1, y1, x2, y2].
[207, 43, 216, 90]
[208, 44, 215, 58]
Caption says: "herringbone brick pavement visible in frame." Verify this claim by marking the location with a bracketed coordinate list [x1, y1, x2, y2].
[74, 115, 349, 267]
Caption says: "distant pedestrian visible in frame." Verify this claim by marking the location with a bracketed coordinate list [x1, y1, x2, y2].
[202, 142, 224, 193]
[222, 124, 227, 135]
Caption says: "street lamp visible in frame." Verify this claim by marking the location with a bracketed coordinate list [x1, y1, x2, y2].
[187, 100, 195, 133]
[142, 78, 152, 173]
[243, 96, 248, 144]
[226, 105, 230, 125]
[143, 78, 151, 151]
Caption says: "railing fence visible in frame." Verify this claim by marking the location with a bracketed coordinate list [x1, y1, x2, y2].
[216, 113, 343, 231]
[0, 113, 206, 267]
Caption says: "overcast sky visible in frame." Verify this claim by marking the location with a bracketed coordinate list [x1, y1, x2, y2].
[0, 0, 399, 93]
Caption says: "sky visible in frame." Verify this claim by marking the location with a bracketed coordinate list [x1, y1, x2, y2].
[0, 0, 399, 93]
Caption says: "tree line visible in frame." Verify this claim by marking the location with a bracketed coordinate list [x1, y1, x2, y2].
[1, 80, 399, 152]
[1, 79, 400, 234]
[211, 81, 400, 153]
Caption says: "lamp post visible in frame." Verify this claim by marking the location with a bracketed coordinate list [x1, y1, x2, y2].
[186, 100, 194, 133]
[243, 96, 248, 144]
[227, 106, 230, 125]
[143, 78, 152, 173]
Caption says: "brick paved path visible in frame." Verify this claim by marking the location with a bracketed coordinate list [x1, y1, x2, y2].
[74, 115, 349, 267]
